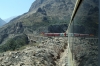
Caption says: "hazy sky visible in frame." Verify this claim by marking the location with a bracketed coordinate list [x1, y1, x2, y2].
[0, 0, 35, 19]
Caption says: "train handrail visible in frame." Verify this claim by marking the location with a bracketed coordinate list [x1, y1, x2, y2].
[67, 0, 83, 32]
[67, 0, 84, 66]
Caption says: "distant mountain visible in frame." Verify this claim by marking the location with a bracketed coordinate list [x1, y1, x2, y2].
[4, 16, 17, 23]
[0, 18, 6, 26]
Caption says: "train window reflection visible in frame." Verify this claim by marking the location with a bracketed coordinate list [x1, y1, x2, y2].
[68, 0, 98, 66]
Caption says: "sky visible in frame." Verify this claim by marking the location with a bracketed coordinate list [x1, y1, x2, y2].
[0, 0, 35, 20]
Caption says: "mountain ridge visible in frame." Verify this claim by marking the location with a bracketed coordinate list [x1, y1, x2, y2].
[0, 0, 75, 35]
[4, 16, 17, 23]
[0, 18, 6, 27]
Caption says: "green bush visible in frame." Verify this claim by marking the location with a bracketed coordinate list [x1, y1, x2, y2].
[0, 34, 29, 53]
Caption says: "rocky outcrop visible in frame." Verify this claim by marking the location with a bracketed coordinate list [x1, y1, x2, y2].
[0, 37, 68, 66]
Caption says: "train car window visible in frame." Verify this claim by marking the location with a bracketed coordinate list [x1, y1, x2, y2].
[68, 0, 99, 66]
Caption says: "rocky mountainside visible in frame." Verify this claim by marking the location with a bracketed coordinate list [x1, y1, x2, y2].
[0, 18, 6, 27]
[0, 0, 75, 31]
[0, 0, 99, 66]
[0, 0, 76, 45]
[0, 1, 75, 65]
[0, 37, 68, 66]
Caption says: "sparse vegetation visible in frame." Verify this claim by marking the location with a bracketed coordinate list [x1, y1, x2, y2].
[0, 34, 29, 53]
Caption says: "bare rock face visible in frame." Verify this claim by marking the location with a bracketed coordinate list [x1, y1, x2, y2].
[29, 0, 75, 17]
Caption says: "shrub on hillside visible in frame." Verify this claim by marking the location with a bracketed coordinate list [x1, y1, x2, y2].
[0, 34, 29, 52]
